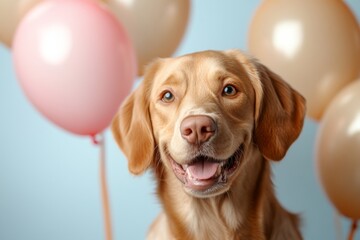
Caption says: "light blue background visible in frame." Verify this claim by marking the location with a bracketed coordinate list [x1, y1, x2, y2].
[1, 1, 360, 239]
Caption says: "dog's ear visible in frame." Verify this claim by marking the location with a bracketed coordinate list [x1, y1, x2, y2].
[111, 61, 161, 174]
[253, 62, 306, 160]
[225, 49, 306, 161]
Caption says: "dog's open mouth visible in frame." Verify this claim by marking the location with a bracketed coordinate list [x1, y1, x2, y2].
[169, 145, 244, 194]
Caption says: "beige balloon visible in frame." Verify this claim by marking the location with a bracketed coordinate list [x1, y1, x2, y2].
[104, 0, 190, 75]
[316, 80, 360, 219]
[248, 0, 360, 120]
[0, 0, 43, 47]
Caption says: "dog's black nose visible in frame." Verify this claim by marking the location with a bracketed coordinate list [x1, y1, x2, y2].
[180, 115, 216, 144]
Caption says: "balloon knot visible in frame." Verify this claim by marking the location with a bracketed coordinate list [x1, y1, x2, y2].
[91, 134, 100, 145]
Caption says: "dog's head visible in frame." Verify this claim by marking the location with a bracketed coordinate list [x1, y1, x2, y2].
[112, 50, 306, 198]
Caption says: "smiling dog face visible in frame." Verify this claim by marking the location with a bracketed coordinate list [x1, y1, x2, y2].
[112, 50, 305, 198]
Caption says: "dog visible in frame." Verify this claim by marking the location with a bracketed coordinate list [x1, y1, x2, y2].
[111, 49, 306, 240]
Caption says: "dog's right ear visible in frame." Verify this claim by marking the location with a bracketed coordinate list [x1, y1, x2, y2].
[111, 60, 161, 175]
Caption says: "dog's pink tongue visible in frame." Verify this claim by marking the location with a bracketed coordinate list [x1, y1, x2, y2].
[187, 161, 219, 180]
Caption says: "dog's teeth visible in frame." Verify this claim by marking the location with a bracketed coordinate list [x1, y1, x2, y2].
[216, 165, 222, 175]
[183, 164, 188, 170]
[185, 167, 195, 180]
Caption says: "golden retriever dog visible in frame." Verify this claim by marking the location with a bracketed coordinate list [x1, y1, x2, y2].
[112, 49, 306, 240]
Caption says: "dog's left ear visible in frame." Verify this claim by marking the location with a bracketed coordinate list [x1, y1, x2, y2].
[253, 62, 306, 160]
[225, 50, 306, 161]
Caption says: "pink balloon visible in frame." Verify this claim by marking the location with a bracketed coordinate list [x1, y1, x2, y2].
[13, 0, 137, 136]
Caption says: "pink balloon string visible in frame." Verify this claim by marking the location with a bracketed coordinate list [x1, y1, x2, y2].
[348, 220, 358, 240]
[91, 133, 113, 240]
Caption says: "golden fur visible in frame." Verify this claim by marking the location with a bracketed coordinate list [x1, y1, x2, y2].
[112, 50, 306, 240]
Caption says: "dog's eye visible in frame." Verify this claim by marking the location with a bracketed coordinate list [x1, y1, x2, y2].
[161, 91, 175, 103]
[222, 85, 237, 97]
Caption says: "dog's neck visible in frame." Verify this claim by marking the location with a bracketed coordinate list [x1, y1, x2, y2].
[153, 147, 286, 240]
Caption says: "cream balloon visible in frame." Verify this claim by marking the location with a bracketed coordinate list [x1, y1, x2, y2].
[316, 80, 360, 219]
[0, 0, 43, 47]
[105, 0, 190, 75]
[248, 0, 360, 120]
